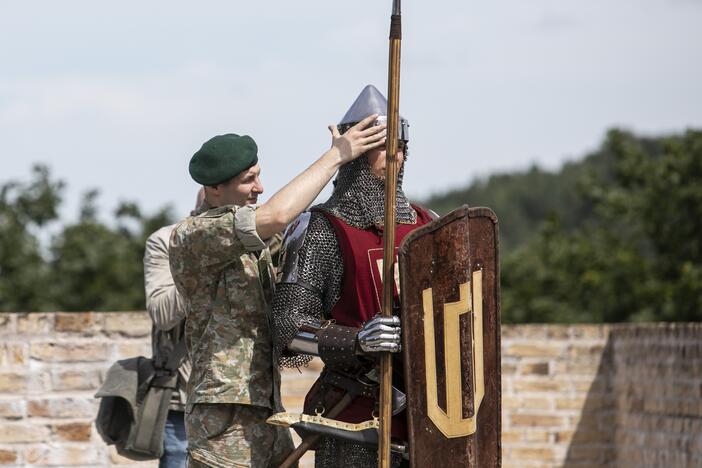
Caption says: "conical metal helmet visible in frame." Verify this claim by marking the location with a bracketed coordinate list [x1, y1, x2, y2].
[337, 84, 410, 142]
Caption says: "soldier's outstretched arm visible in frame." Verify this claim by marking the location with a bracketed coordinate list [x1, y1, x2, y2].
[255, 115, 385, 240]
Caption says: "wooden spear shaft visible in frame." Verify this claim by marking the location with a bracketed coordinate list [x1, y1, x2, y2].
[379, 2, 402, 467]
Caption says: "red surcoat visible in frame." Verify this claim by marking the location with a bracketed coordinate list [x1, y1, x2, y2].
[305, 204, 432, 440]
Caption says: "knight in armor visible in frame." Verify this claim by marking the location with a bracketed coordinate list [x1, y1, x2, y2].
[272, 85, 434, 467]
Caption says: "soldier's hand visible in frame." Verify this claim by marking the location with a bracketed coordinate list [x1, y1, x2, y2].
[357, 315, 401, 354]
[329, 114, 387, 165]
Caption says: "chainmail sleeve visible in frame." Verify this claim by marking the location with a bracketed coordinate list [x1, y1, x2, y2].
[272, 212, 343, 368]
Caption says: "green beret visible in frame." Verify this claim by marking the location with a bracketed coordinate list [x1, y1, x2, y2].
[189, 134, 258, 186]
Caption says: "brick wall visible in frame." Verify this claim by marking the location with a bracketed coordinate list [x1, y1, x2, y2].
[608, 325, 702, 467]
[1, 313, 700, 467]
[501, 324, 611, 466]
[0, 313, 155, 466]
[501, 323, 702, 468]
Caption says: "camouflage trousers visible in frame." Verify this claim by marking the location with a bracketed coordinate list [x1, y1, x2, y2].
[185, 403, 294, 468]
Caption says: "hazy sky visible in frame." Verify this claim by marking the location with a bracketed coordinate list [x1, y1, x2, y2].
[1, 0, 701, 223]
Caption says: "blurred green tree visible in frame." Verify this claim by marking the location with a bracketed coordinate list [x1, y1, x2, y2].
[0, 165, 62, 311]
[499, 129, 702, 323]
[48, 191, 174, 311]
[0, 166, 174, 312]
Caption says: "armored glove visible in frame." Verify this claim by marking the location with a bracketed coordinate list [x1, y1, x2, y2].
[356, 315, 401, 354]
[287, 315, 401, 371]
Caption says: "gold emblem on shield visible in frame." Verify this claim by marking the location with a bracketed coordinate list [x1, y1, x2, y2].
[422, 269, 484, 438]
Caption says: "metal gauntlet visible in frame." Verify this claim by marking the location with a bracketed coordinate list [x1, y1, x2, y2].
[357, 315, 401, 354]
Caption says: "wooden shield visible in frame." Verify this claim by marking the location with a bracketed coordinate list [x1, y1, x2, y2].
[399, 205, 501, 467]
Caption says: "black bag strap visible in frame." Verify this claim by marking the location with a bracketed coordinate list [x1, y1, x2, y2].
[129, 340, 187, 458]
[164, 339, 188, 372]
[131, 382, 172, 457]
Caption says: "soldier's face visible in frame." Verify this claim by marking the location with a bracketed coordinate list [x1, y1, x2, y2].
[208, 164, 264, 207]
[366, 144, 405, 180]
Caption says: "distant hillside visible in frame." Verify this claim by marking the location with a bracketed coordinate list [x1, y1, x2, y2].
[422, 132, 664, 253]
[419, 128, 702, 323]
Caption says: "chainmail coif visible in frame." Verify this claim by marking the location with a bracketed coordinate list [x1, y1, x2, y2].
[316, 153, 416, 229]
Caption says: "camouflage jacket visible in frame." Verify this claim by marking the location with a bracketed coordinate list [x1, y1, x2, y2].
[169, 204, 283, 412]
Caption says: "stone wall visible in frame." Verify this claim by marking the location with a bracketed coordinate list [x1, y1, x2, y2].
[0, 313, 700, 467]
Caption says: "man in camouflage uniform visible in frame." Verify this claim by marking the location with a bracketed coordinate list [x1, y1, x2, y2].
[169, 117, 386, 468]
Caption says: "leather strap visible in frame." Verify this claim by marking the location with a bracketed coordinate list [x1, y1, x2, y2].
[318, 324, 365, 372]
[322, 370, 377, 399]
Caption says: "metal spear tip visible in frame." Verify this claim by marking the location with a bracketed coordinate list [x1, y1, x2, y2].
[392, 0, 401, 16]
